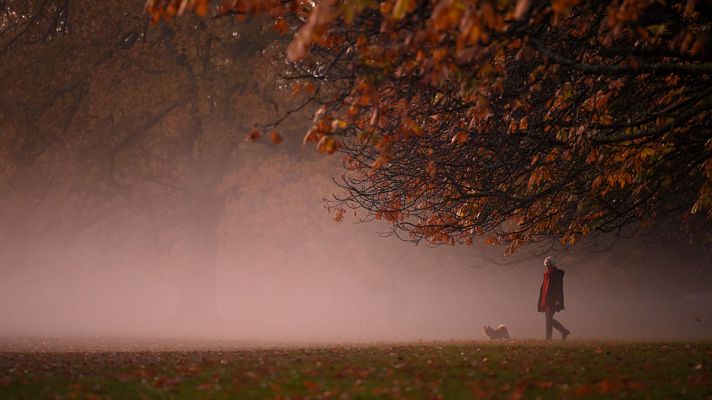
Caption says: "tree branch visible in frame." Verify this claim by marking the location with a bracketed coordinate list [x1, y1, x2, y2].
[531, 39, 712, 76]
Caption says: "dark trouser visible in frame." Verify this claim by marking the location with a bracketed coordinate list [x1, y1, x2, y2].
[545, 309, 568, 339]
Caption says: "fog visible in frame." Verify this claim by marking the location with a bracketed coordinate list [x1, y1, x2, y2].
[1, 146, 711, 344]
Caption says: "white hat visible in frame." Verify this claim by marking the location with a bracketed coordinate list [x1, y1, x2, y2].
[544, 256, 556, 267]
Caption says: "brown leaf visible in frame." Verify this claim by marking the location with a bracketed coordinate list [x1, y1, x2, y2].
[270, 131, 284, 144]
[245, 129, 261, 142]
[273, 19, 289, 35]
[451, 131, 468, 145]
[513, 0, 531, 19]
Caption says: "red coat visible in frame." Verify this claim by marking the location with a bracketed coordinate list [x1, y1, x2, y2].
[538, 267, 565, 312]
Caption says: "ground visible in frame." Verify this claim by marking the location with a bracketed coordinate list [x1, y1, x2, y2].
[0, 339, 710, 399]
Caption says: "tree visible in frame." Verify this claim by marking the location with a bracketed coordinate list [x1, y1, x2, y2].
[147, 0, 712, 250]
[0, 0, 294, 325]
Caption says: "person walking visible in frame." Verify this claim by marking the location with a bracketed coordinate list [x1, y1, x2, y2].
[538, 256, 570, 340]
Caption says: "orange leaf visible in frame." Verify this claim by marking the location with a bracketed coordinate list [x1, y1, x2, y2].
[513, 0, 531, 19]
[245, 129, 260, 142]
[371, 157, 384, 170]
[317, 136, 339, 154]
[304, 82, 316, 95]
[519, 117, 528, 130]
[392, 0, 413, 20]
[273, 19, 289, 35]
[303, 128, 319, 144]
[426, 161, 437, 177]
[270, 131, 283, 144]
[451, 131, 468, 145]
[195, 0, 209, 17]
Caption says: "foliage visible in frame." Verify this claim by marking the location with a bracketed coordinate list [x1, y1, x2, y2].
[1, 341, 711, 398]
[0, 0, 287, 242]
[0, 0, 296, 315]
[146, 0, 712, 250]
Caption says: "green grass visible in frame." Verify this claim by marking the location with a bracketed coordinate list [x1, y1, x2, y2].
[1, 341, 710, 399]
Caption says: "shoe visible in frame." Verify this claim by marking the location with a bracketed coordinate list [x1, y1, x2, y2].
[561, 330, 570, 340]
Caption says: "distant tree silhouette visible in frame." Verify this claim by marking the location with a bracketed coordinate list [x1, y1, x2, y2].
[0, 0, 294, 322]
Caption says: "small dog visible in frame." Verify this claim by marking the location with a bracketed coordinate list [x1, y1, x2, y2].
[484, 324, 510, 340]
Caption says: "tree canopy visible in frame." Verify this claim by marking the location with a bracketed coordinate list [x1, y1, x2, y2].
[147, 0, 712, 250]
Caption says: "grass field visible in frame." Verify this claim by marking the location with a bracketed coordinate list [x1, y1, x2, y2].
[0, 340, 710, 399]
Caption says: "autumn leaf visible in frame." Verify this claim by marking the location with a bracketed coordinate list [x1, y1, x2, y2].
[371, 156, 384, 170]
[270, 131, 284, 144]
[451, 131, 468, 145]
[608, 79, 624, 90]
[317, 136, 339, 154]
[333, 208, 344, 222]
[485, 235, 499, 245]
[303, 128, 318, 144]
[194, 0, 209, 17]
[245, 129, 260, 142]
[273, 19, 289, 34]
[513, 0, 531, 19]
[392, 0, 413, 20]
[519, 117, 528, 130]
[304, 82, 317, 95]
[426, 160, 436, 177]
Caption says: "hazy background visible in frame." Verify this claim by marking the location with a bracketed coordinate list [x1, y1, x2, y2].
[1, 144, 711, 344]
[1, 2, 710, 344]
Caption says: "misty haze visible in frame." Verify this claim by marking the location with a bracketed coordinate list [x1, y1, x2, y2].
[1, 0, 711, 398]
[2, 146, 711, 343]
